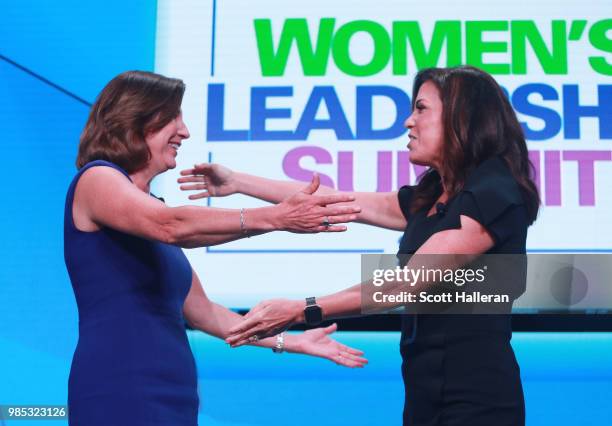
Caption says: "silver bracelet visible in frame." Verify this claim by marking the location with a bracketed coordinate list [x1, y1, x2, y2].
[272, 332, 285, 354]
[240, 208, 248, 236]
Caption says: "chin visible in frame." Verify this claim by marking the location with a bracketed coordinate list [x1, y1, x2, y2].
[408, 153, 425, 165]
[408, 155, 434, 168]
[164, 156, 177, 170]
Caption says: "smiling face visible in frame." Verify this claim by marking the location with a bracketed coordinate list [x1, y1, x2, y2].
[144, 112, 190, 174]
[404, 81, 445, 169]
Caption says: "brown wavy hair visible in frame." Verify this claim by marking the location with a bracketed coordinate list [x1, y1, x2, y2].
[409, 66, 540, 224]
[76, 71, 185, 173]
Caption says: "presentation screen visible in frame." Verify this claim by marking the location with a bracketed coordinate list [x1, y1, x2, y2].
[153, 0, 611, 308]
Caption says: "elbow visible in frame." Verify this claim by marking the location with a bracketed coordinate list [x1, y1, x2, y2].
[163, 226, 198, 248]
[156, 207, 189, 247]
[183, 314, 200, 331]
[156, 206, 214, 248]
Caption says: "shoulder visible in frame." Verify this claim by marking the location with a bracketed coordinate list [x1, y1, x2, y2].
[462, 156, 525, 213]
[397, 185, 416, 220]
[76, 160, 132, 188]
[457, 156, 527, 246]
[73, 161, 135, 208]
[78, 160, 131, 180]
[464, 156, 521, 197]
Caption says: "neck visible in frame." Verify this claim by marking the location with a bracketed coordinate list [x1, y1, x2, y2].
[440, 179, 448, 195]
[434, 167, 449, 196]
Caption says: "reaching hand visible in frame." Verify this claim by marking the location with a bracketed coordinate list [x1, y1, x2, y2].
[178, 163, 237, 199]
[226, 298, 301, 347]
[296, 323, 368, 368]
[179, 166, 361, 233]
[276, 174, 361, 233]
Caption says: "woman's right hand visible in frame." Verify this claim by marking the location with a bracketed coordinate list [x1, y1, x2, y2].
[178, 163, 237, 199]
[275, 174, 361, 233]
[179, 165, 360, 233]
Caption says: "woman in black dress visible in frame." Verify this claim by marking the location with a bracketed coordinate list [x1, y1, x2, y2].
[182, 65, 540, 425]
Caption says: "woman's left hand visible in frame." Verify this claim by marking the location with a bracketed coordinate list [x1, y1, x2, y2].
[294, 323, 368, 368]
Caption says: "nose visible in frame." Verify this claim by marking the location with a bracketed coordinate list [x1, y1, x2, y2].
[178, 119, 190, 140]
[404, 113, 415, 129]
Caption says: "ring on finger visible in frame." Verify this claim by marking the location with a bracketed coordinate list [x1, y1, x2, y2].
[321, 217, 331, 228]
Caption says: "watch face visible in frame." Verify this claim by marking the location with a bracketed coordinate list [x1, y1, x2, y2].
[305, 305, 323, 325]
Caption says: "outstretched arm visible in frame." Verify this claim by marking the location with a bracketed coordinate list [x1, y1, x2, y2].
[225, 215, 496, 346]
[182, 270, 367, 368]
[178, 163, 407, 231]
[74, 165, 360, 248]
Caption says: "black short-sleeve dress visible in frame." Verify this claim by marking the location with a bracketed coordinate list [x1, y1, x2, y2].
[397, 156, 528, 426]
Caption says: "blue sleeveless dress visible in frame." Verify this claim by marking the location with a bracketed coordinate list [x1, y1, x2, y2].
[64, 160, 198, 425]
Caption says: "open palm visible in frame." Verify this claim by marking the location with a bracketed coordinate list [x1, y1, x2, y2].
[298, 324, 368, 368]
[178, 163, 237, 199]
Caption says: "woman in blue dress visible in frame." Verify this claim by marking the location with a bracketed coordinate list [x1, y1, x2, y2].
[64, 71, 366, 425]
[182, 66, 541, 425]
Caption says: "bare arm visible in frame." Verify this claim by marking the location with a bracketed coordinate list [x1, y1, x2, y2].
[182, 270, 367, 367]
[182, 269, 276, 341]
[225, 215, 496, 345]
[236, 173, 406, 231]
[236, 171, 331, 203]
[308, 214, 495, 319]
[74, 166, 359, 248]
[179, 164, 407, 231]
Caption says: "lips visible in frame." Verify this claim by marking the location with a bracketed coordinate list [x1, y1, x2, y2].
[407, 134, 416, 150]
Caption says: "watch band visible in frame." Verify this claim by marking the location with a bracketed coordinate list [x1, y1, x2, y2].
[304, 296, 323, 326]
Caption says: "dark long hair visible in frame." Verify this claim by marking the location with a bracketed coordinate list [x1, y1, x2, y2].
[76, 71, 185, 173]
[410, 66, 540, 224]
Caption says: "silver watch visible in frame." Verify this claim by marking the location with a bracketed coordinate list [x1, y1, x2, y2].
[272, 332, 285, 353]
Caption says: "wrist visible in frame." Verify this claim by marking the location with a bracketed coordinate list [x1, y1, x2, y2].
[295, 301, 306, 324]
[266, 204, 285, 231]
[244, 205, 281, 232]
[282, 334, 300, 353]
[232, 172, 248, 195]
[291, 299, 305, 324]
